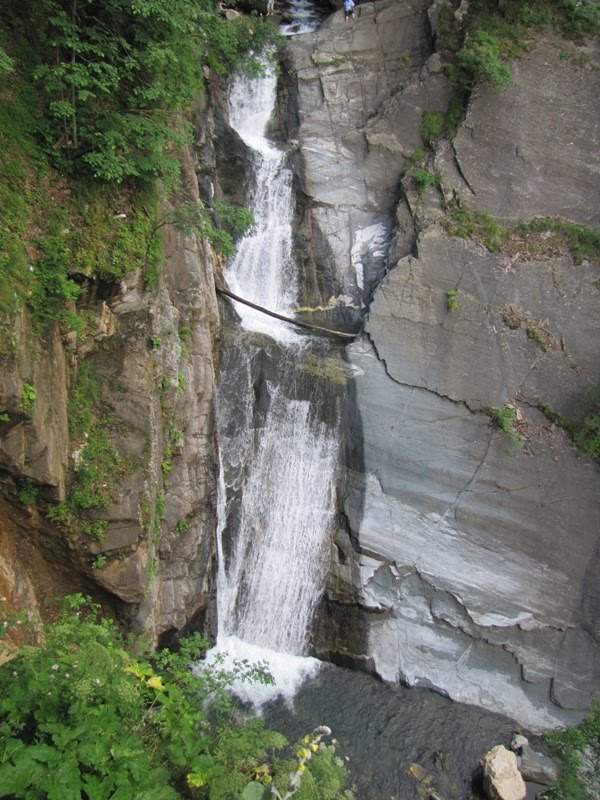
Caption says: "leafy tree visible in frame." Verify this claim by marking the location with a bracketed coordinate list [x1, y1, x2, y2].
[0, 596, 354, 799]
[0, 0, 281, 184]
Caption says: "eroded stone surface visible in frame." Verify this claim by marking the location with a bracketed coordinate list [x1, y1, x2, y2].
[285, 0, 447, 313]
[296, 2, 600, 731]
[445, 38, 600, 225]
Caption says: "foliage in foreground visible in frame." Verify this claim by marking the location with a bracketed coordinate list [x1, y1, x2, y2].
[0, 596, 354, 800]
[544, 700, 600, 800]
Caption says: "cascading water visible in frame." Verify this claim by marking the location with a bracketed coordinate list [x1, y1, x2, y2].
[210, 6, 341, 704]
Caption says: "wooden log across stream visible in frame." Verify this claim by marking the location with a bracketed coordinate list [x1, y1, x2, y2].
[215, 285, 358, 340]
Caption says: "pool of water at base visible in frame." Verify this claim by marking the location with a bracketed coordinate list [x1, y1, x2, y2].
[261, 661, 544, 800]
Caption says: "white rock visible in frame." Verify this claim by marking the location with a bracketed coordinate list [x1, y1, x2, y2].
[481, 746, 526, 800]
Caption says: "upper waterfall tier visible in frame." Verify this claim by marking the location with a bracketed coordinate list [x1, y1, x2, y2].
[225, 66, 298, 341]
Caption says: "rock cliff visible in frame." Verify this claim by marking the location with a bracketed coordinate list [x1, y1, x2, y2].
[286, 0, 600, 729]
[0, 145, 220, 644]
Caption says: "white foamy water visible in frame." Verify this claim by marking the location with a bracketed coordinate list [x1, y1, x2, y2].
[225, 66, 297, 342]
[210, 9, 340, 705]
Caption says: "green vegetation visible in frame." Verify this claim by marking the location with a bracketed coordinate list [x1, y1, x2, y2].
[68, 363, 100, 439]
[1, 1, 280, 184]
[0, 1, 272, 343]
[439, 0, 600, 133]
[545, 701, 600, 800]
[0, 595, 354, 800]
[179, 325, 193, 361]
[488, 404, 523, 445]
[445, 205, 600, 263]
[412, 168, 439, 195]
[446, 290, 460, 312]
[19, 384, 37, 416]
[150, 335, 162, 350]
[169, 200, 254, 259]
[70, 424, 128, 512]
[0, 413, 10, 423]
[175, 518, 190, 536]
[526, 324, 547, 349]
[420, 112, 445, 146]
[17, 482, 38, 508]
[91, 554, 108, 570]
[444, 205, 508, 251]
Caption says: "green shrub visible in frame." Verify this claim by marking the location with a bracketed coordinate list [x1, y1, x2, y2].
[91, 554, 108, 570]
[488, 404, 523, 445]
[574, 413, 600, 460]
[175, 518, 190, 536]
[545, 699, 600, 800]
[70, 424, 128, 512]
[452, 29, 513, 89]
[0, 45, 12, 76]
[446, 289, 460, 312]
[19, 384, 36, 415]
[412, 168, 439, 194]
[17, 482, 38, 508]
[0, 595, 354, 799]
[150, 335, 162, 350]
[420, 111, 445, 146]
[1, 0, 281, 185]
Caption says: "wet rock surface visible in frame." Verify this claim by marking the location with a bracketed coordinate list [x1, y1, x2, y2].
[285, 0, 447, 314]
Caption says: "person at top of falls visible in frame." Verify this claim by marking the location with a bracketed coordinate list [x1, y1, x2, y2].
[343, 0, 356, 22]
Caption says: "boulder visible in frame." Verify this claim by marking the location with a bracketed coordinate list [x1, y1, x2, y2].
[481, 746, 526, 800]
[510, 734, 560, 786]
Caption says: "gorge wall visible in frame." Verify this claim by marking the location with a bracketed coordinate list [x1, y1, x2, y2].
[284, 0, 600, 730]
[0, 140, 220, 645]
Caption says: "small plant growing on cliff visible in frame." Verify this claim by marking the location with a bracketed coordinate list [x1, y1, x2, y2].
[0, 412, 10, 423]
[19, 383, 36, 415]
[17, 482, 38, 508]
[446, 289, 460, 312]
[526, 324, 547, 350]
[150, 335, 162, 350]
[91, 554, 108, 570]
[412, 168, 439, 195]
[175, 518, 190, 536]
[488, 404, 523, 445]
[420, 111, 445, 146]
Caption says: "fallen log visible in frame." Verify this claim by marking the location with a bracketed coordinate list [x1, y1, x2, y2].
[215, 285, 357, 340]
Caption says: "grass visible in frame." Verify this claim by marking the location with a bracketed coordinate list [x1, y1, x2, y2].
[446, 289, 460, 312]
[0, 74, 162, 344]
[445, 205, 600, 263]
[420, 112, 445, 146]
[68, 363, 100, 439]
[412, 168, 439, 195]
[487, 404, 523, 445]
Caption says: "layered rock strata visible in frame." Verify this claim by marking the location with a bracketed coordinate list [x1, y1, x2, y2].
[0, 149, 220, 642]
[286, 0, 600, 729]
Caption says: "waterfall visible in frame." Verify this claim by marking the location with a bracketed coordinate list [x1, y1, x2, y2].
[210, 7, 340, 705]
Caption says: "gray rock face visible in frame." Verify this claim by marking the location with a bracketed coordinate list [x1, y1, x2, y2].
[292, 1, 600, 730]
[285, 0, 448, 313]
[443, 38, 600, 225]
